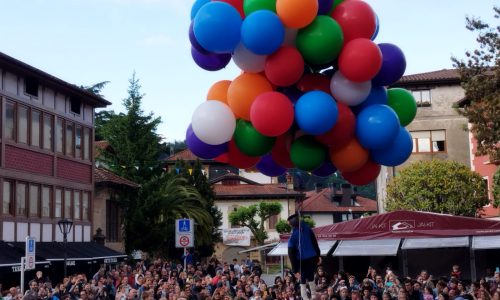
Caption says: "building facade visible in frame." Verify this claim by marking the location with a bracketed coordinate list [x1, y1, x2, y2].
[0, 52, 110, 243]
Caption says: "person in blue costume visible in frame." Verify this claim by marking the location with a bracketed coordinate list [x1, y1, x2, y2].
[287, 213, 322, 300]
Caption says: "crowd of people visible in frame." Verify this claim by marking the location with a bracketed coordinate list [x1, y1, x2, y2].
[1, 257, 499, 300]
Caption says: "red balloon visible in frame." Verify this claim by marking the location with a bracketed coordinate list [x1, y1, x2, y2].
[342, 160, 381, 186]
[296, 73, 331, 94]
[251, 92, 295, 137]
[316, 102, 355, 150]
[212, 0, 245, 18]
[271, 133, 294, 168]
[265, 46, 305, 87]
[339, 38, 382, 82]
[331, 0, 376, 43]
[227, 139, 260, 169]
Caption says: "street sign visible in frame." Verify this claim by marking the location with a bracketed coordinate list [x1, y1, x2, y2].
[175, 219, 194, 248]
[25, 237, 36, 270]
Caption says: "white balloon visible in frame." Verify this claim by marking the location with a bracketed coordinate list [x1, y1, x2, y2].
[282, 28, 297, 47]
[330, 71, 371, 106]
[192, 100, 236, 145]
[232, 43, 266, 73]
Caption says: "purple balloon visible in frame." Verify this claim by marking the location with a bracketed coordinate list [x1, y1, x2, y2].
[312, 161, 337, 177]
[189, 21, 209, 54]
[256, 154, 287, 177]
[186, 124, 228, 159]
[279, 87, 304, 104]
[372, 43, 406, 86]
[191, 46, 231, 71]
[318, 0, 334, 15]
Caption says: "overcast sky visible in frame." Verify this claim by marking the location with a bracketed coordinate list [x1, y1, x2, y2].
[2, 0, 497, 142]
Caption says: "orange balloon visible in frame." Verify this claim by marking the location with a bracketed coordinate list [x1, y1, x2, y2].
[227, 73, 273, 120]
[329, 137, 369, 172]
[276, 0, 318, 29]
[207, 80, 232, 104]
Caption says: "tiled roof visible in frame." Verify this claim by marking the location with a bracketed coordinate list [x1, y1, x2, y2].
[482, 205, 500, 219]
[396, 69, 460, 85]
[209, 172, 260, 185]
[301, 188, 377, 213]
[164, 148, 216, 163]
[95, 140, 110, 150]
[94, 167, 139, 188]
[214, 184, 302, 198]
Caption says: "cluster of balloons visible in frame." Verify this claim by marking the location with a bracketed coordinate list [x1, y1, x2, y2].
[187, 0, 417, 186]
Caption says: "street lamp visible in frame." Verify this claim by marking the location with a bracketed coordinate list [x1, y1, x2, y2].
[58, 218, 73, 278]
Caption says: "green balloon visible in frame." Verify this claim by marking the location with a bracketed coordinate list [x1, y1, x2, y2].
[328, 0, 345, 14]
[290, 136, 326, 171]
[234, 120, 276, 157]
[387, 88, 417, 127]
[243, 0, 276, 16]
[296, 16, 344, 66]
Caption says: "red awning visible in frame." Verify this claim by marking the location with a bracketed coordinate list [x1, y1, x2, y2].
[282, 210, 500, 241]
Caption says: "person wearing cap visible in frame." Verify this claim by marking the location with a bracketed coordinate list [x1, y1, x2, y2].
[287, 213, 321, 300]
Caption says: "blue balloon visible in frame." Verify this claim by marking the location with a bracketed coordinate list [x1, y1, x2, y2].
[356, 104, 400, 150]
[193, 2, 242, 53]
[371, 14, 380, 41]
[295, 91, 338, 135]
[186, 124, 229, 159]
[371, 127, 413, 166]
[352, 86, 388, 114]
[256, 154, 287, 177]
[312, 161, 337, 177]
[241, 10, 285, 55]
[372, 43, 407, 86]
[191, 0, 210, 20]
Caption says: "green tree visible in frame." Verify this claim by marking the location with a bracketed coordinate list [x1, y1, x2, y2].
[229, 202, 282, 245]
[124, 174, 213, 256]
[494, 167, 500, 208]
[99, 72, 162, 184]
[95, 110, 116, 141]
[385, 160, 488, 217]
[174, 159, 223, 257]
[452, 6, 500, 161]
[81, 81, 110, 97]
[275, 216, 316, 234]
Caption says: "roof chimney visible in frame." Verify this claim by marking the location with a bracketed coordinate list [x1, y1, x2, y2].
[340, 184, 353, 207]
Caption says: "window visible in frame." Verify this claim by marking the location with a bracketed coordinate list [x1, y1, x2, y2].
[56, 118, 64, 153]
[43, 114, 53, 150]
[410, 130, 446, 153]
[268, 214, 278, 230]
[83, 128, 91, 160]
[31, 110, 41, 147]
[18, 106, 28, 144]
[65, 122, 74, 156]
[64, 190, 72, 219]
[74, 191, 81, 220]
[25, 77, 39, 97]
[2, 181, 13, 215]
[411, 89, 432, 107]
[16, 183, 27, 216]
[75, 126, 82, 158]
[106, 199, 120, 242]
[70, 97, 81, 115]
[42, 186, 51, 218]
[29, 185, 40, 217]
[55, 189, 62, 218]
[5, 101, 15, 140]
[82, 193, 89, 221]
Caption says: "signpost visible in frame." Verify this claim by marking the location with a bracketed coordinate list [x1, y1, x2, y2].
[175, 219, 194, 271]
[21, 237, 36, 294]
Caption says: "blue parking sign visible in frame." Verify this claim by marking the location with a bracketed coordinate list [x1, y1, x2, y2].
[28, 240, 34, 252]
[179, 219, 190, 232]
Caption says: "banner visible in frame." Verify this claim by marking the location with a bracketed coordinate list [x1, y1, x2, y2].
[222, 228, 251, 246]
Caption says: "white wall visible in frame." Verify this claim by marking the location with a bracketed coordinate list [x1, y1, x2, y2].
[309, 213, 334, 228]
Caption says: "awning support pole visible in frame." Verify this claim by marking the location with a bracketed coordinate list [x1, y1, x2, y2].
[20, 257, 26, 295]
[402, 249, 408, 278]
[470, 236, 476, 282]
[339, 256, 344, 271]
[281, 255, 284, 278]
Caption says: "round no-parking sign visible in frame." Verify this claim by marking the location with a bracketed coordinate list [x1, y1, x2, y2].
[179, 236, 190, 247]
